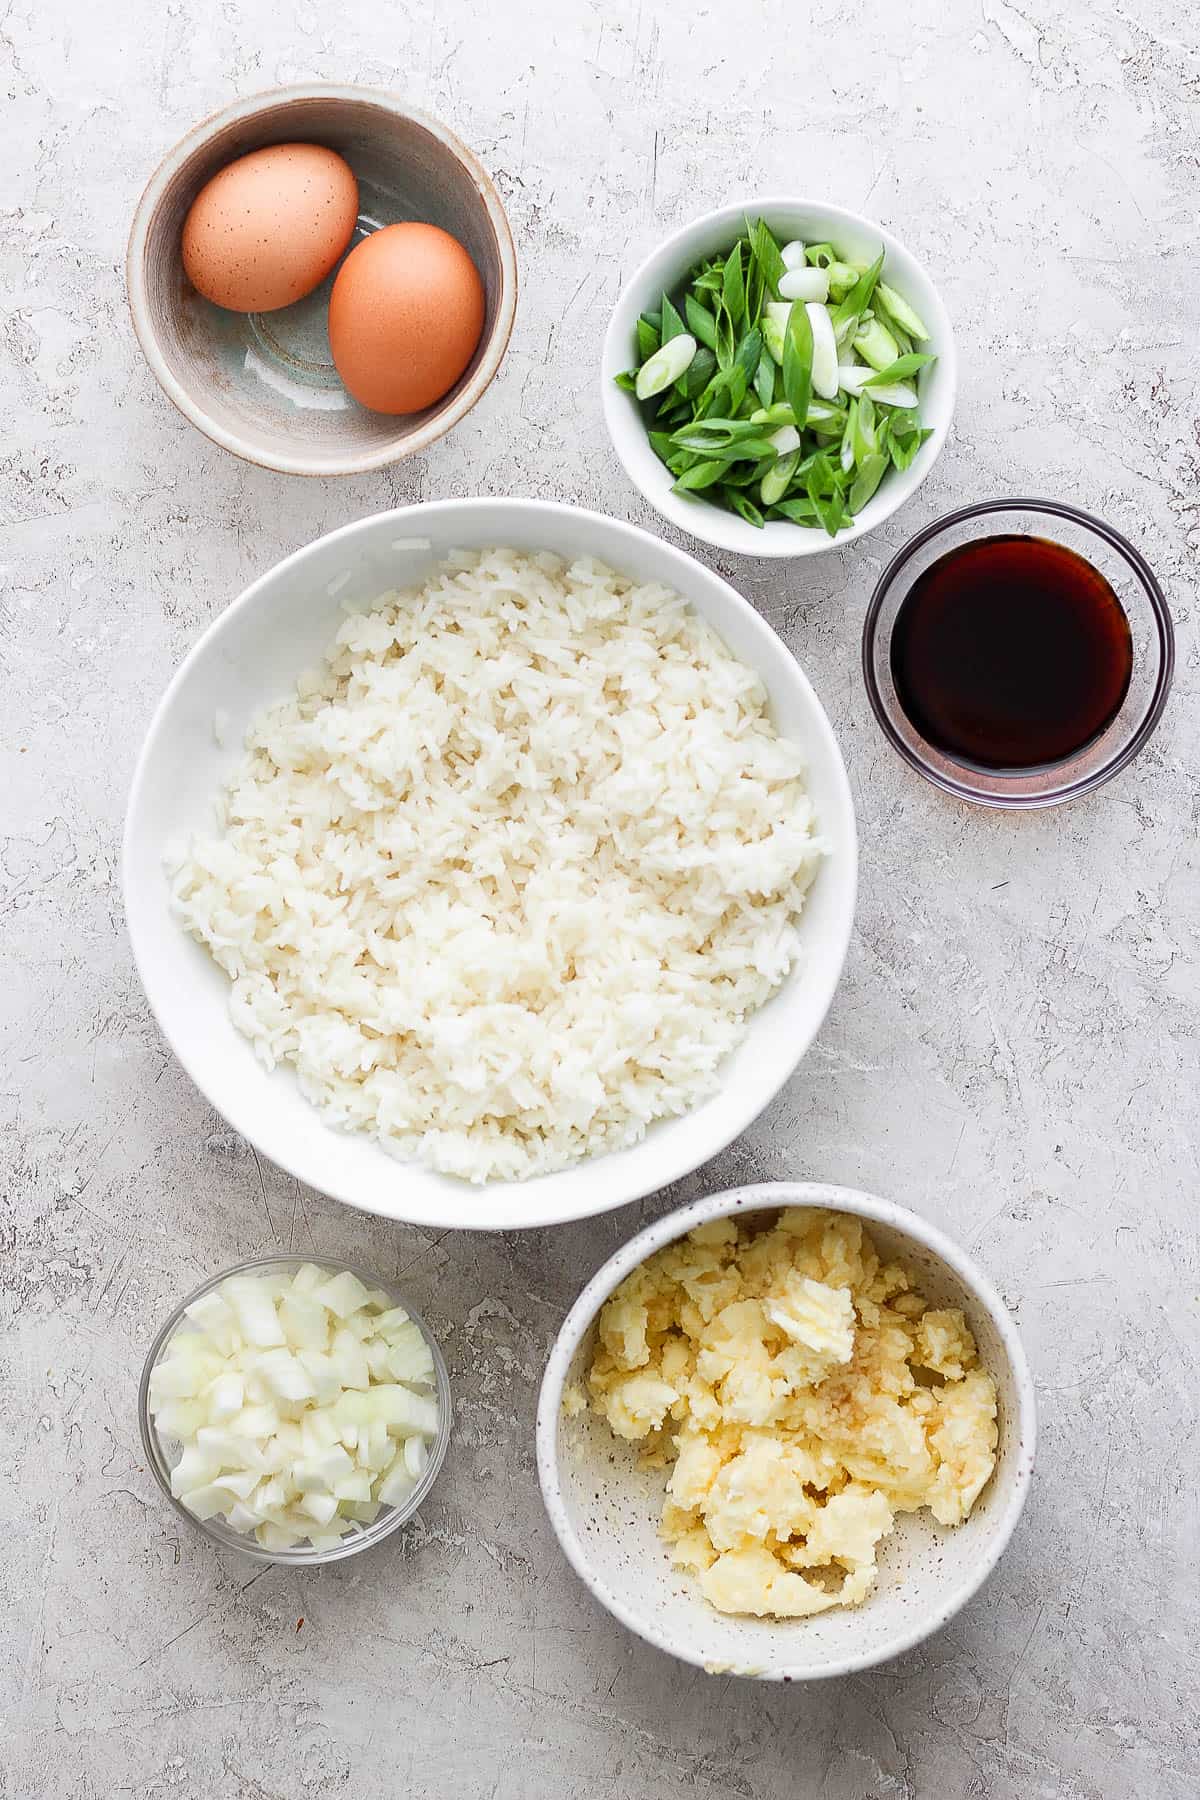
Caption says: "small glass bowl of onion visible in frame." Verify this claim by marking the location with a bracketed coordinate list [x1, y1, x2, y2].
[138, 1256, 452, 1565]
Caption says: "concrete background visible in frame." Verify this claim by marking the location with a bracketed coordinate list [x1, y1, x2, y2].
[3, 1, 1197, 1795]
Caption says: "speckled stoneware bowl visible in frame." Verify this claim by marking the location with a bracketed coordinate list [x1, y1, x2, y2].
[126, 85, 517, 475]
[537, 1182, 1036, 1681]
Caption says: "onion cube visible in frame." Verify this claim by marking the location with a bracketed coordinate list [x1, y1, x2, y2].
[223, 1278, 285, 1347]
[253, 1475, 289, 1515]
[227, 1500, 265, 1533]
[290, 1263, 326, 1295]
[280, 1291, 330, 1352]
[212, 1469, 260, 1502]
[169, 1446, 219, 1497]
[313, 1271, 371, 1319]
[371, 1384, 439, 1438]
[257, 1522, 302, 1550]
[255, 1349, 316, 1409]
[298, 1351, 342, 1405]
[183, 1291, 237, 1350]
[150, 1348, 222, 1401]
[360, 1421, 392, 1472]
[181, 1482, 231, 1521]
[329, 1329, 370, 1391]
[293, 1446, 354, 1492]
[228, 1403, 278, 1441]
[344, 1501, 381, 1525]
[377, 1461, 416, 1508]
[152, 1398, 208, 1441]
[403, 1436, 429, 1481]
[205, 1371, 244, 1422]
[299, 1491, 339, 1526]
[333, 1470, 372, 1503]
[386, 1338, 435, 1385]
[197, 1426, 264, 1472]
[374, 1307, 411, 1339]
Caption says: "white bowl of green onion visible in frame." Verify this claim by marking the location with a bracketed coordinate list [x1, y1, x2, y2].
[602, 199, 956, 557]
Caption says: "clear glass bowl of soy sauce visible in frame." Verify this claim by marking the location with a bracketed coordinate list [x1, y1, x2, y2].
[862, 499, 1174, 808]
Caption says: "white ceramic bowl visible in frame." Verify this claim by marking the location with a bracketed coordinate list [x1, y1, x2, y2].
[537, 1182, 1036, 1680]
[602, 199, 957, 558]
[124, 501, 857, 1232]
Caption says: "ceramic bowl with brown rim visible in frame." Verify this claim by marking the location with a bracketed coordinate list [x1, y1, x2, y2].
[126, 85, 517, 476]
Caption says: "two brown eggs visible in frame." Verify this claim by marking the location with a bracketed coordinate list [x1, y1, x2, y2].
[181, 142, 485, 415]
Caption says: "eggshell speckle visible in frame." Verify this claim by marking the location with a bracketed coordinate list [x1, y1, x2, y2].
[182, 143, 359, 314]
[328, 222, 486, 415]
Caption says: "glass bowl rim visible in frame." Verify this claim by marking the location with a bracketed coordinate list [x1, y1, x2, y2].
[860, 496, 1175, 809]
[138, 1253, 452, 1565]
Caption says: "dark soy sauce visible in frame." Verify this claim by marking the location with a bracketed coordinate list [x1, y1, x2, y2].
[890, 535, 1133, 771]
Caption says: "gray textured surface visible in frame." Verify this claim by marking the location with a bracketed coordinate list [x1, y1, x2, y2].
[3, 2, 1197, 1795]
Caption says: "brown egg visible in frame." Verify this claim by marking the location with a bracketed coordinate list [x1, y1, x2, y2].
[182, 143, 358, 313]
[328, 222, 486, 414]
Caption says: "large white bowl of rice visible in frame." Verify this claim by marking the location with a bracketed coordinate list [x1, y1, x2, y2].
[124, 500, 857, 1230]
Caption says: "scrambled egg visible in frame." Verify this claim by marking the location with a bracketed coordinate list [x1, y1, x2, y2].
[585, 1210, 998, 1619]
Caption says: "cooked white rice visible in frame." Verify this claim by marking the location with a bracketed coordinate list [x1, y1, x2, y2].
[168, 549, 825, 1184]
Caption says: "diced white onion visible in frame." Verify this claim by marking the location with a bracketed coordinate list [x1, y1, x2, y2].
[148, 1267, 441, 1552]
[312, 1271, 371, 1319]
[225, 1277, 286, 1347]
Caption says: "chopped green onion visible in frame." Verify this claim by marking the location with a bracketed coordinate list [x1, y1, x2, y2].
[806, 303, 839, 400]
[874, 282, 931, 342]
[779, 266, 830, 304]
[723, 488, 765, 528]
[852, 317, 901, 371]
[782, 301, 814, 433]
[761, 448, 800, 507]
[635, 333, 698, 400]
[863, 351, 935, 386]
[749, 402, 798, 427]
[831, 249, 885, 343]
[660, 293, 686, 343]
[753, 349, 775, 410]
[864, 381, 920, 408]
[617, 221, 934, 537]
[768, 424, 802, 456]
[826, 262, 861, 301]
[722, 243, 745, 326]
[684, 294, 718, 351]
[762, 301, 789, 365]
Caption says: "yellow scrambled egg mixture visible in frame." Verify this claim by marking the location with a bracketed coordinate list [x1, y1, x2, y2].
[585, 1209, 998, 1618]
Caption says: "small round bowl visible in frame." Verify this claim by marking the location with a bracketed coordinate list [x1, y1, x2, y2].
[127, 85, 517, 476]
[123, 498, 857, 1232]
[863, 498, 1174, 808]
[537, 1182, 1036, 1681]
[138, 1256, 452, 1564]
[601, 198, 956, 559]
